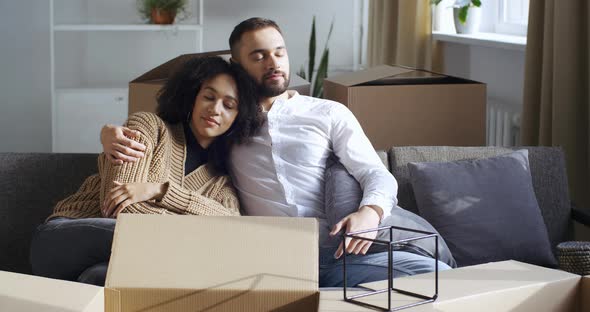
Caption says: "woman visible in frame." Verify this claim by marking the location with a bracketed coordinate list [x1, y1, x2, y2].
[30, 56, 261, 285]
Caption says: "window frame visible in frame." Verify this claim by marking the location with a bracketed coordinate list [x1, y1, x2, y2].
[495, 0, 529, 36]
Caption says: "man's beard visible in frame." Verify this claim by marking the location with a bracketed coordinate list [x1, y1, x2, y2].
[258, 71, 290, 97]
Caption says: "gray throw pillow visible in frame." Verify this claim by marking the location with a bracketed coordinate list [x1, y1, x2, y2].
[325, 160, 457, 268]
[408, 149, 557, 267]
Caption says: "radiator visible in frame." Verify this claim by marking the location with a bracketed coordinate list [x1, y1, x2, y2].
[486, 101, 521, 147]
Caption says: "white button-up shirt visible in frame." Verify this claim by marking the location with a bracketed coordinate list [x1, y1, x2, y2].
[229, 91, 398, 246]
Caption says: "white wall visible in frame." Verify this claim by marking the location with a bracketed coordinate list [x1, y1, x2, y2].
[440, 43, 525, 111]
[0, 0, 360, 152]
[202, 0, 357, 73]
[435, 0, 526, 145]
[0, 1, 52, 152]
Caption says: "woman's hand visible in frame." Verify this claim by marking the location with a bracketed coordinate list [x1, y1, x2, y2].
[100, 124, 146, 164]
[330, 205, 382, 259]
[102, 181, 167, 218]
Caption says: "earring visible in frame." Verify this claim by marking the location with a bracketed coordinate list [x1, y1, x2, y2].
[186, 111, 192, 123]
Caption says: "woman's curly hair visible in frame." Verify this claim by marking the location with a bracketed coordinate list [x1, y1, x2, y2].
[156, 56, 263, 174]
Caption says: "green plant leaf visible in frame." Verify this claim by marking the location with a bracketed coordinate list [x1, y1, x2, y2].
[137, 0, 188, 22]
[459, 6, 469, 24]
[313, 49, 329, 98]
[471, 0, 481, 7]
[297, 65, 306, 80]
[324, 18, 334, 50]
[430, 0, 443, 5]
[308, 17, 316, 83]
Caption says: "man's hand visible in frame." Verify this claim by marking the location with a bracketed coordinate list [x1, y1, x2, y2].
[102, 181, 167, 218]
[100, 124, 146, 164]
[330, 205, 382, 259]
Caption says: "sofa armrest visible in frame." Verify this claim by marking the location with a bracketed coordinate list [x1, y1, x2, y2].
[571, 202, 590, 227]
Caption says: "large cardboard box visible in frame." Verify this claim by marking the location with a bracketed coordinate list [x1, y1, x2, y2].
[319, 261, 590, 312]
[581, 275, 590, 311]
[0, 270, 103, 311]
[323, 65, 486, 149]
[129, 51, 311, 114]
[104, 214, 319, 312]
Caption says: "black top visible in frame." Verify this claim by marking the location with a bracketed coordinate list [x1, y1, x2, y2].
[183, 122, 208, 175]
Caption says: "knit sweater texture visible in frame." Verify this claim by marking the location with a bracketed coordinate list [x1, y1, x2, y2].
[49, 112, 240, 220]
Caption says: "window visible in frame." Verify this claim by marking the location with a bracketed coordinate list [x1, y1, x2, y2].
[432, 0, 529, 37]
[496, 0, 529, 36]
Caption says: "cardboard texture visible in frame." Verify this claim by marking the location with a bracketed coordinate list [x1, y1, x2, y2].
[319, 261, 589, 312]
[323, 65, 486, 149]
[0, 270, 103, 312]
[129, 51, 311, 114]
[580, 276, 590, 311]
[105, 214, 319, 312]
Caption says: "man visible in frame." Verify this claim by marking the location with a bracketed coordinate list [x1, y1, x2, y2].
[101, 18, 450, 286]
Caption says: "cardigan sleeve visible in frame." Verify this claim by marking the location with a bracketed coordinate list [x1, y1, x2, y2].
[48, 174, 103, 220]
[157, 176, 241, 216]
[98, 112, 167, 214]
[99, 112, 240, 217]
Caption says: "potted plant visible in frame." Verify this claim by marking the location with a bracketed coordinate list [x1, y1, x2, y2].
[432, 0, 482, 34]
[296, 16, 334, 98]
[137, 0, 187, 25]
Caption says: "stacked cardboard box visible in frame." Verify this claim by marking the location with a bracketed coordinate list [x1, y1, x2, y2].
[324, 65, 486, 150]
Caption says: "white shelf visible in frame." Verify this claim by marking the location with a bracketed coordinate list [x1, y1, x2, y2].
[50, 0, 204, 153]
[56, 87, 128, 93]
[432, 31, 527, 52]
[54, 24, 202, 31]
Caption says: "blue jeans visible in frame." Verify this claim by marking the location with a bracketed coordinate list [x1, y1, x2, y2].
[30, 217, 115, 286]
[319, 247, 451, 287]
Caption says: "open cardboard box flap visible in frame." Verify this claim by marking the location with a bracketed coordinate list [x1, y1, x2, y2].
[324, 64, 463, 88]
[326, 65, 415, 87]
[130, 50, 231, 84]
[105, 214, 319, 312]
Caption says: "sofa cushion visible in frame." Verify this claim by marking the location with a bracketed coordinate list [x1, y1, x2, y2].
[408, 149, 557, 267]
[325, 160, 457, 268]
[0, 153, 99, 274]
[390, 146, 572, 257]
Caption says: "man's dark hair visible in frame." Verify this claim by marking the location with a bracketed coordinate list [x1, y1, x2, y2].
[156, 56, 262, 174]
[229, 17, 282, 59]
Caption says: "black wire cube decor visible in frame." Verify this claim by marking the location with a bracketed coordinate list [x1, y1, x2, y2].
[342, 225, 439, 311]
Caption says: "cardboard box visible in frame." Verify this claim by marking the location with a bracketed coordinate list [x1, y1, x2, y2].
[581, 275, 590, 311]
[0, 270, 103, 311]
[323, 65, 486, 149]
[105, 214, 319, 312]
[129, 51, 311, 114]
[319, 261, 590, 312]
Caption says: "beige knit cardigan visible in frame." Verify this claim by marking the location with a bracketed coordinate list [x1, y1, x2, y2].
[49, 112, 240, 220]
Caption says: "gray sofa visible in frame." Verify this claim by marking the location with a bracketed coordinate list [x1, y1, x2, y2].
[1, 146, 589, 275]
